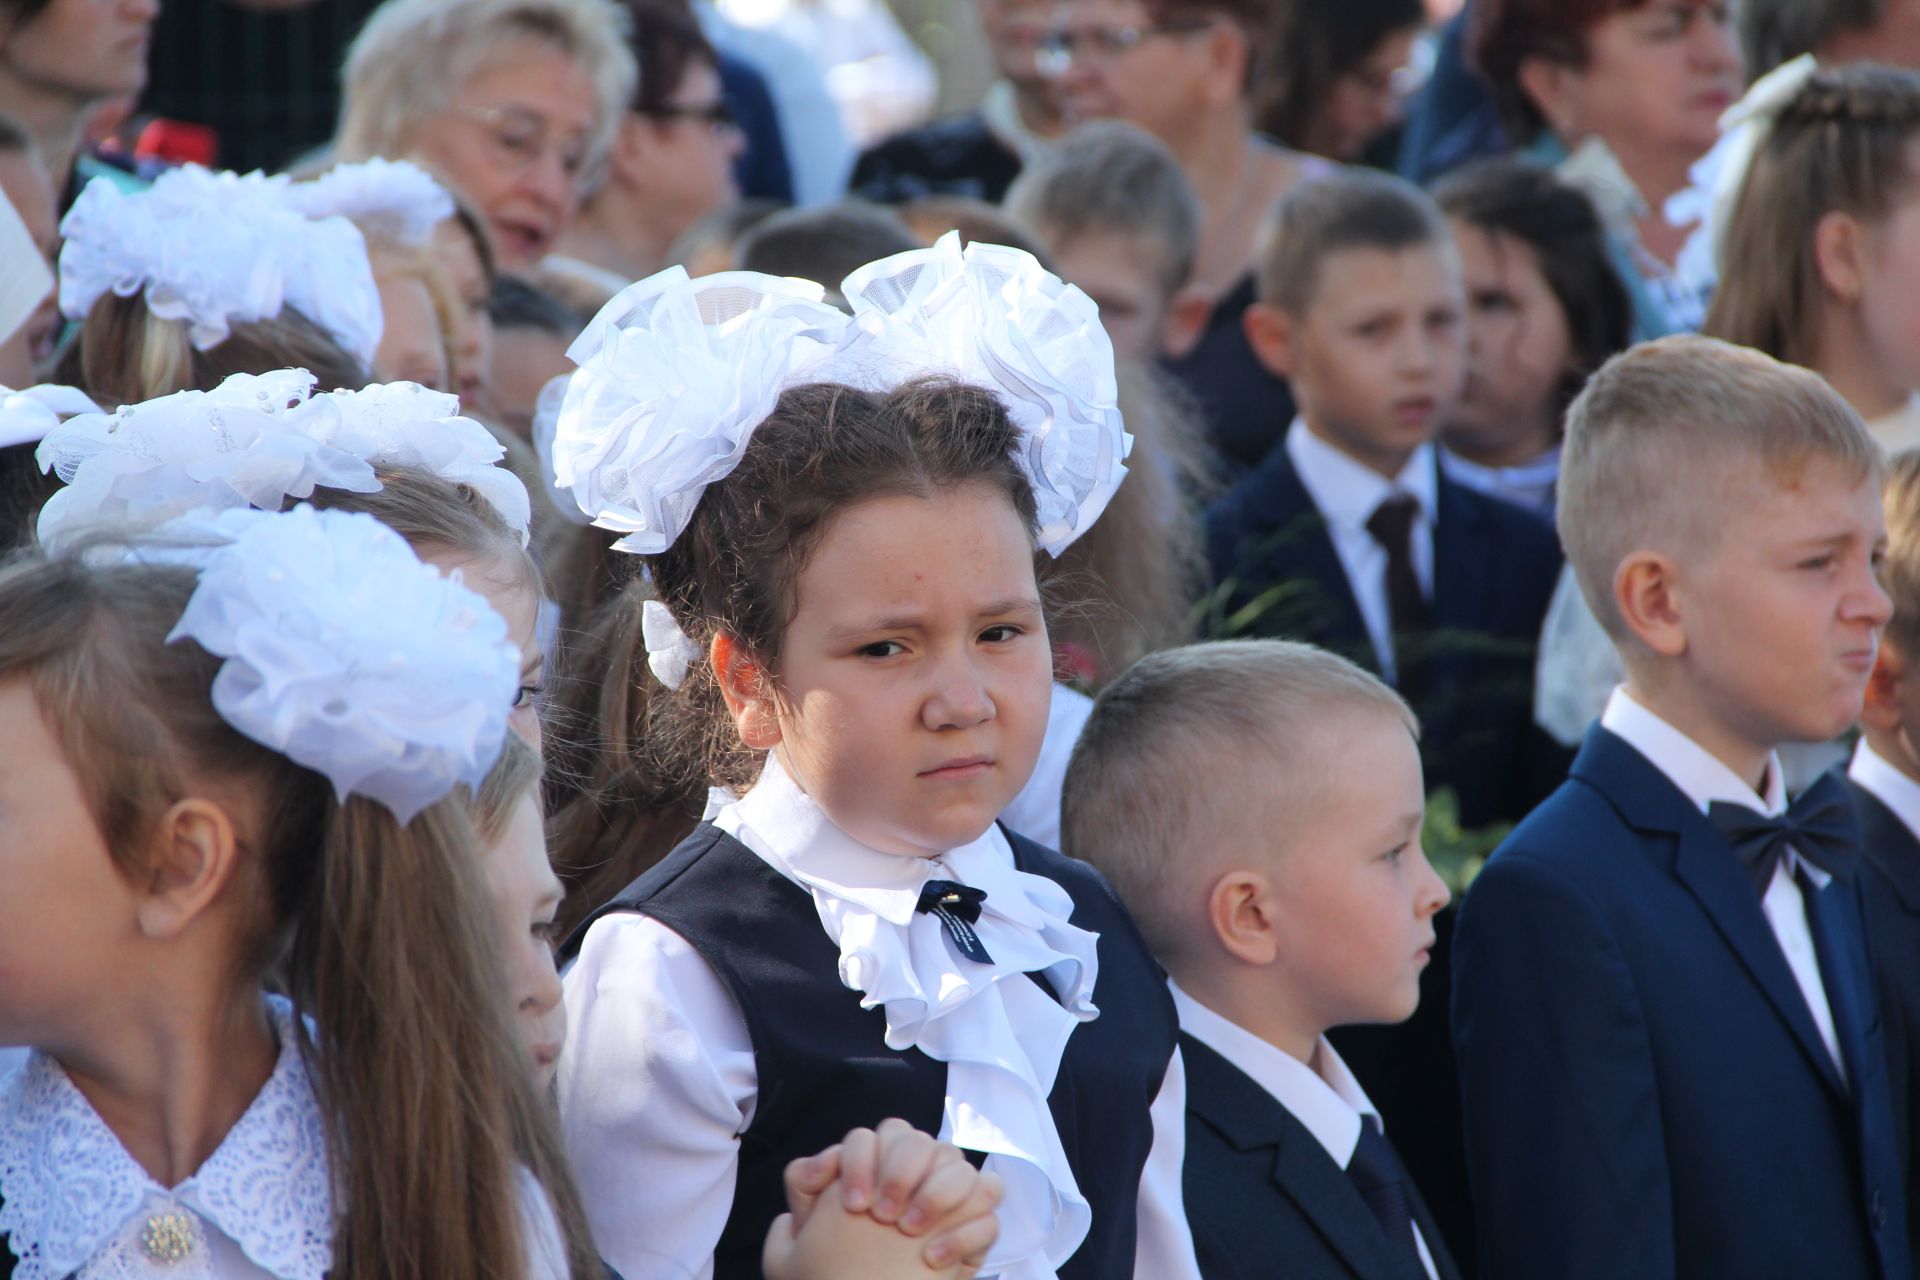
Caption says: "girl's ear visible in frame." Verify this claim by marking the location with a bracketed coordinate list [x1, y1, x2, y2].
[712, 630, 782, 750]
[1813, 209, 1868, 304]
[136, 797, 247, 941]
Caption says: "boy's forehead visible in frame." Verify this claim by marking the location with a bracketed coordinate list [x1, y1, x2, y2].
[1297, 241, 1460, 315]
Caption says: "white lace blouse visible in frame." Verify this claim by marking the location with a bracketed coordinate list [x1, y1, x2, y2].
[0, 995, 569, 1280]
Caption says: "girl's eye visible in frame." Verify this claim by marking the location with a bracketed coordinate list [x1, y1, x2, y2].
[1799, 554, 1836, 572]
[514, 682, 545, 708]
[857, 640, 904, 659]
[980, 624, 1024, 644]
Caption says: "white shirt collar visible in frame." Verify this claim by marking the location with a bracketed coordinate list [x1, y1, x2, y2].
[1170, 982, 1378, 1167]
[0, 994, 333, 1280]
[1850, 739, 1920, 841]
[713, 752, 1101, 1280]
[1600, 685, 1786, 816]
[1286, 418, 1438, 535]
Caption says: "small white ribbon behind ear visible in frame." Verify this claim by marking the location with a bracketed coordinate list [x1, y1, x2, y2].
[641, 599, 704, 690]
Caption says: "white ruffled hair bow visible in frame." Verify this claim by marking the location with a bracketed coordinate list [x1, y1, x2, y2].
[58, 164, 384, 365]
[286, 158, 456, 247]
[550, 232, 1132, 559]
[35, 370, 531, 550]
[0, 384, 99, 450]
[160, 505, 520, 823]
[1667, 54, 1820, 282]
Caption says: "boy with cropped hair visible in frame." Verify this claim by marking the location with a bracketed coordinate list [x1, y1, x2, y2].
[1003, 120, 1211, 364]
[1454, 335, 1911, 1280]
[1063, 638, 1461, 1280]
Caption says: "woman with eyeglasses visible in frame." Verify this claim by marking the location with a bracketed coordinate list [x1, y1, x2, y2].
[1254, 0, 1429, 164]
[335, 0, 635, 273]
[553, 0, 748, 284]
[0, 0, 159, 212]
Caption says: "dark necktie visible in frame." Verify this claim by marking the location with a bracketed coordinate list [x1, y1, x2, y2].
[1365, 494, 1428, 697]
[1706, 772, 1862, 897]
[1347, 1117, 1430, 1280]
[916, 879, 993, 964]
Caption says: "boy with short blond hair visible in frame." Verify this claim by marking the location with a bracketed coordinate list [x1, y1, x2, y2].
[1454, 335, 1911, 1280]
[1003, 120, 1211, 364]
[1063, 639, 1462, 1280]
[1842, 447, 1920, 1263]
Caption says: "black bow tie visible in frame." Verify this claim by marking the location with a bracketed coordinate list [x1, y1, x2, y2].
[916, 879, 993, 964]
[1707, 772, 1861, 896]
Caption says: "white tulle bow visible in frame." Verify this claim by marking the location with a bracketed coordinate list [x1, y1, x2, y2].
[550, 234, 1132, 558]
[58, 165, 384, 364]
[36, 371, 529, 549]
[286, 158, 455, 247]
[0, 384, 99, 450]
[165, 505, 520, 822]
[640, 599, 704, 689]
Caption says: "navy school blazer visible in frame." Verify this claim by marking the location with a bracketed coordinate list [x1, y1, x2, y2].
[1454, 727, 1913, 1280]
[1843, 770, 1920, 1277]
[1181, 1032, 1464, 1280]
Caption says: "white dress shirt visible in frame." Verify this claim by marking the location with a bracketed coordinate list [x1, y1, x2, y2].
[1171, 984, 1440, 1280]
[1286, 419, 1437, 684]
[1849, 739, 1920, 838]
[559, 754, 1201, 1280]
[1601, 687, 1845, 1078]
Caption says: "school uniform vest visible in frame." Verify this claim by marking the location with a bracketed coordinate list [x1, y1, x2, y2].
[570, 822, 1177, 1280]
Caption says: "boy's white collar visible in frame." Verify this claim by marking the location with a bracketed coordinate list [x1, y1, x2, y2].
[1600, 684, 1787, 816]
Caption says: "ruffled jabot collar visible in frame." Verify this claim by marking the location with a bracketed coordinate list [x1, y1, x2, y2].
[714, 753, 1102, 1280]
[0, 994, 334, 1280]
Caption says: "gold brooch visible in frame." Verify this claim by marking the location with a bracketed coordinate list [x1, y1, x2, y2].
[140, 1210, 196, 1264]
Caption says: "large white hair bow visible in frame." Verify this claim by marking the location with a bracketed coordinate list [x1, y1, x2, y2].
[550, 233, 1131, 558]
[36, 371, 530, 549]
[35, 371, 378, 551]
[0, 384, 99, 450]
[1668, 54, 1820, 281]
[58, 165, 384, 365]
[164, 505, 519, 823]
[286, 158, 455, 247]
[550, 268, 853, 553]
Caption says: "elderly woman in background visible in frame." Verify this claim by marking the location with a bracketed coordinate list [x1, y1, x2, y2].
[334, 0, 635, 272]
[1469, 0, 1741, 336]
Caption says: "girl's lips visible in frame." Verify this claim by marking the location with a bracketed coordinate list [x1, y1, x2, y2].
[920, 757, 993, 781]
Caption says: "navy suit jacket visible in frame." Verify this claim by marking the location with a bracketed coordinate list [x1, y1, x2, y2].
[1182, 1033, 1463, 1280]
[1454, 727, 1913, 1280]
[1844, 770, 1920, 1275]
[1204, 442, 1568, 832]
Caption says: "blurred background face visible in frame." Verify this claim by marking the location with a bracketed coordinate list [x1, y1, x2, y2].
[979, 0, 1069, 118]
[408, 38, 599, 270]
[629, 56, 742, 247]
[1047, 0, 1231, 139]
[1315, 25, 1422, 160]
[0, 0, 159, 102]
[1444, 218, 1572, 461]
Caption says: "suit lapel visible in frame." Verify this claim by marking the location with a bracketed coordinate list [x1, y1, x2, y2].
[1429, 469, 1492, 638]
[1846, 777, 1920, 916]
[1182, 1033, 1398, 1280]
[1236, 451, 1372, 661]
[1576, 729, 1851, 1099]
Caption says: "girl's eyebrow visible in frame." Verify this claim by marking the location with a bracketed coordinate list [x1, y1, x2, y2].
[824, 597, 1042, 641]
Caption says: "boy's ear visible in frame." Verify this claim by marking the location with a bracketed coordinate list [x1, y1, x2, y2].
[712, 630, 783, 750]
[1813, 210, 1868, 304]
[1206, 869, 1279, 966]
[1242, 301, 1296, 380]
[1158, 284, 1213, 361]
[1862, 641, 1908, 733]
[136, 798, 247, 941]
[1613, 550, 1688, 658]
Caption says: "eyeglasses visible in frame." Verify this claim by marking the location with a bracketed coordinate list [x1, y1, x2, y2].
[638, 98, 738, 132]
[453, 103, 596, 186]
[1033, 20, 1215, 75]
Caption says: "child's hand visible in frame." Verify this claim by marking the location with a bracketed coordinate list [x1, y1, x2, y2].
[773, 1119, 1003, 1276]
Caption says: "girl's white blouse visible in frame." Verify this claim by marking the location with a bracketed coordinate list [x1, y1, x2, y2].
[558, 753, 1200, 1280]
[0, 995, 569, 1280]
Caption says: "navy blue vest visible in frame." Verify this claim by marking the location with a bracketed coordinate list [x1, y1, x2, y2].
[566, 823, 1176, 1280]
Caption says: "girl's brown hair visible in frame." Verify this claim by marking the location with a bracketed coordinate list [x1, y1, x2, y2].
[544, 376, 1038, 925]
[0, 548, 599, 1279]
[307, 464, 537, 594]
[1704, 64, 1920, 369]
[60, 292, 370, 406]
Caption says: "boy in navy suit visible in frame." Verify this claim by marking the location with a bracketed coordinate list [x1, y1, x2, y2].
[1204, 167, 1565, 832]
[1063, 639, 1461, 1280]
[1454, 336, 1913, 1280]
[1845, 447, 1920, 1264]
[1204, 167, 1562, 1263]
